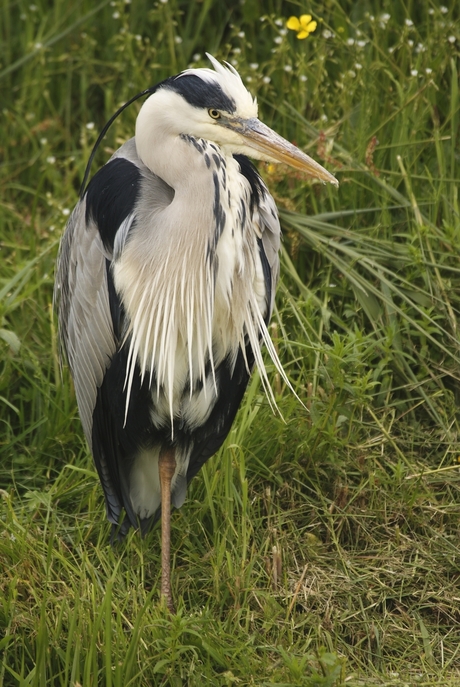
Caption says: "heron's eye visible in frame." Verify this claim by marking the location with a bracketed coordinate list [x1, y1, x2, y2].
[208, 108, 221, 120]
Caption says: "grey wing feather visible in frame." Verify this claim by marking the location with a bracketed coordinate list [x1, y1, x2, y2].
[112, 137, 141, 165]
[259, 188, 281, 317]
[54, 200, 117, 450]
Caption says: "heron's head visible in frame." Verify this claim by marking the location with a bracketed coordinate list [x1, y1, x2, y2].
[136, 54, 337, 186]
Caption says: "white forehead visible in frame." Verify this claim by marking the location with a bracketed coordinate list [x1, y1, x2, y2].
[179, 53, 258, 119]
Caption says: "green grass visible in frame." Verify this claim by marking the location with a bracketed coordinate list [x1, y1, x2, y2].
[1, 0, 460, 684]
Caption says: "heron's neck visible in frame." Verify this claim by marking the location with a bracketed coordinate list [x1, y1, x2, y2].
[135, 126, 238, 272]
[137, 129, 218, 193]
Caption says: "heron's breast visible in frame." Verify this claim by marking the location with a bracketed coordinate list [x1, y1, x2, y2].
[112, 154, 265, 430]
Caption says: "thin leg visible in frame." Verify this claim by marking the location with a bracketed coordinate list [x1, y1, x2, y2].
[159, 446, 176, 613]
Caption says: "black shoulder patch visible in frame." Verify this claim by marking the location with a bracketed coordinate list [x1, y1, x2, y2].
[162, 74, 236, 114]
[233, 154, 264, 213]
[85, 158, 141, 252]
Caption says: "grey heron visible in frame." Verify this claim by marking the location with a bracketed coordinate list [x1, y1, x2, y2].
[55, 54, 337, 611]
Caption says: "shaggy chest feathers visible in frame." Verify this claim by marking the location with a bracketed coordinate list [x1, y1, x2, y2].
[112, 141, 269, 434]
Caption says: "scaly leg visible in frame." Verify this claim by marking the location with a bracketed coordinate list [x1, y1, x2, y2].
[159, 447, 176, 613]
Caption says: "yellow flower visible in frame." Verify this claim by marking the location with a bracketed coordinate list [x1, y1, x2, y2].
[286, 14, 317, 39]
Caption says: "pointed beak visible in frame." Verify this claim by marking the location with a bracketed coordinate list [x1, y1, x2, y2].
[224, 117, 338, 187]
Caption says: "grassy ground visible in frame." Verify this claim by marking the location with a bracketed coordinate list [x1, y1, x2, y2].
[1, 0, 459, 684]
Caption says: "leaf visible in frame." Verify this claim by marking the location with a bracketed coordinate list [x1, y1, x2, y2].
[0, 328, 21, 353]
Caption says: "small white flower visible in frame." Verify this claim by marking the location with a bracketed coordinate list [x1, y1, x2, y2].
[428, 8, 434, 14]
[86, 122, 95, 130]
[357, 40, 366, 47]
[380, 13, 391, 22]
[407, 39, 414, 47]
[34, 42, 43, 50]
[246, 76, 252, 82]
[388, 46, 395, 53]
[405, 18, 413, 27]
[237, 31, 245, 38]
[262, 76, 271, 84]
[411, 69, 418, 76]
[112, 11, 120, 18]
[62, 208, 70, 216]
[320, 114, 328, 122]
[448, 35, 456, 44]
[346, 38, 355, 45]
[174, 36, 182, 44]
[440, 6, 448, 13]
[135, 34, 142, 41]
[299, 74, 308, 82]
[279, 28, 287, 36]
[40, 138, 47, 145]
[323, 29, 332, 39]
[249, 63, 259, 70]
[275, 18, 283, 27]
[348, 70, 356, 78]
[415, 43, 425, 53]
[193, 53, 201, 62]
[47, 155, 56, 164]
[233, 47, 241, 54]
[425, 67, 432, 74]
[274, 36, 283, 44]
[355, 62, 362, 70]
[29, 4, 38, 10]
[284, 64, 293, 72]
[231, 59, 238, 66]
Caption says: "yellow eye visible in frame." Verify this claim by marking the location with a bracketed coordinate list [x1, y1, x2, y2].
[208, 108, 221, 120]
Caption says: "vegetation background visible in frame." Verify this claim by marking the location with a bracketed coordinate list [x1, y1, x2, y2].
[1, 0, 459, 684]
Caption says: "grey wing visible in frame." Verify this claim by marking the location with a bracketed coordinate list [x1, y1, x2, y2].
[54, 199, 116, 450]
[54, 138, 175, 449]
[54, 139, 177, 530]
[54, 138, 151, 447]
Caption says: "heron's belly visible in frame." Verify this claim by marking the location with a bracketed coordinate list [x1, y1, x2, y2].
[129, 445, 190, 520]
